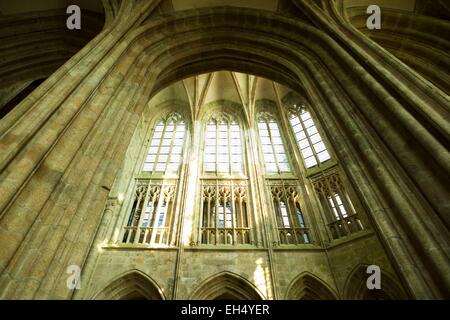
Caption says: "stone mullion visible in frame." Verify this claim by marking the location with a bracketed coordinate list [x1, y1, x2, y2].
[283, 188, 299, 244]
[278, 100, 328, 245]
[246, 124, 281, 297]
[150, 185, 165, 245]
[324, 177, 350, 235]
[298, 113, 321, 166]
[179, 120, 202, 247]
[152, 123, 167, 173]
[230, 182, 236, 244]
[162, 190, 174, 245]
[169, 130, 190, 247]
[242, 127, 260, 246]
[164, 122, 179, 173]
[135, 183, 152, 244]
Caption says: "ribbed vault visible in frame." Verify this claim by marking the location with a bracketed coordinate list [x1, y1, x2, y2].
[0, 9, 104, 90]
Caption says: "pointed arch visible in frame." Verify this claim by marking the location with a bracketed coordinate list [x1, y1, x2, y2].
[93, 270, 165, 300]
[190, 271, 265, 300]
[343, 264, 409, 300]
[286, 272, 338, 300]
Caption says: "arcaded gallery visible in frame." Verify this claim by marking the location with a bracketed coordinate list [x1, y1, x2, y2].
[0, 0, 448, 300]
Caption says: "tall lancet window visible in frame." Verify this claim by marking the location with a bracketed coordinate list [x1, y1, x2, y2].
[257, 112, 291, 174]
[143, 113, 185, 174]
[123, 112, 186, 246]
[257, 112, 312, 245]
[288, 105, 330, 168]
[312, 172, 364, 240]
[200, 113, 252, 246]
[270, 184, 311, 245]
[204, 116, 243, 174]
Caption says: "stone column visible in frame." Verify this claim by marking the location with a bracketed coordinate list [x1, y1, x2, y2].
[0, 0, 161, 299]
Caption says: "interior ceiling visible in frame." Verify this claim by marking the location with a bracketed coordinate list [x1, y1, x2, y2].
[0, 0, 424, 16]
[342, 0, 416, 12]
[150, 71, 294, 110]
[0, 0, 104, 15]
[172, 0, 278, 12]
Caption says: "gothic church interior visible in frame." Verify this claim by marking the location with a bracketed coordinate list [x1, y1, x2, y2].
[0, 0, 449, 300]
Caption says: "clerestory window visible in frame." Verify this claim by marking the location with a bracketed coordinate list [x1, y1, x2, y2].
[288, 105, 330, 168]
[257, 112, 291, 174]
[122, 112, 186, 246]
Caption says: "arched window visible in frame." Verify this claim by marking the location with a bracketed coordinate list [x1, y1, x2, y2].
[143, 113, 185, 174]
[122, 112, 186, 246]
[200, 113, 252, 245]
[257, 112, 290, 173]
[270, 184, 311, 245]
[288, 105, 330, 168]
[204, 115, 243, 174]
[312, 172, 364, 240]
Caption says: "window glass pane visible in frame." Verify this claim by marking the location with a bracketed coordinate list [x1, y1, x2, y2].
[273, 145, 286, 154]
[289, 116, 300, 126]
[304, 157, 317, 168]
[217, 163, 228, 172]
[142, 163, 152, 171]
[170, 154, 181, 163]
[231, 163, 242, 172]
[301, 147, 313, 158]
[300, 112, 311, 121]
[146, 154, 156, 163]
[278, 163, 290, 172]
[303, 118, 314, 128]
[276, 153, 288, 164]
[280, 201, 290, 228]
[230, 146, 241, 154]
[175, 131, 184, 139]
[173, 139, 183, 146]
[143, 113, 186, 173]
[168, 163, 180, 172]
[317, 150, 330, 162]
[155, 163, 166, 172]
[313, 142, 326, 153]
[266, 163, 277, 172]
[172, 146, 182, 154]
[295, 131, 306, 141]
[299, 139, 310, 149]
[159, 146, 170, 154]
[272, 137, 283, 145]
[306, 126, 318, 136]
[258, 116, 291, 174]
[309, 133, 321, 144]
